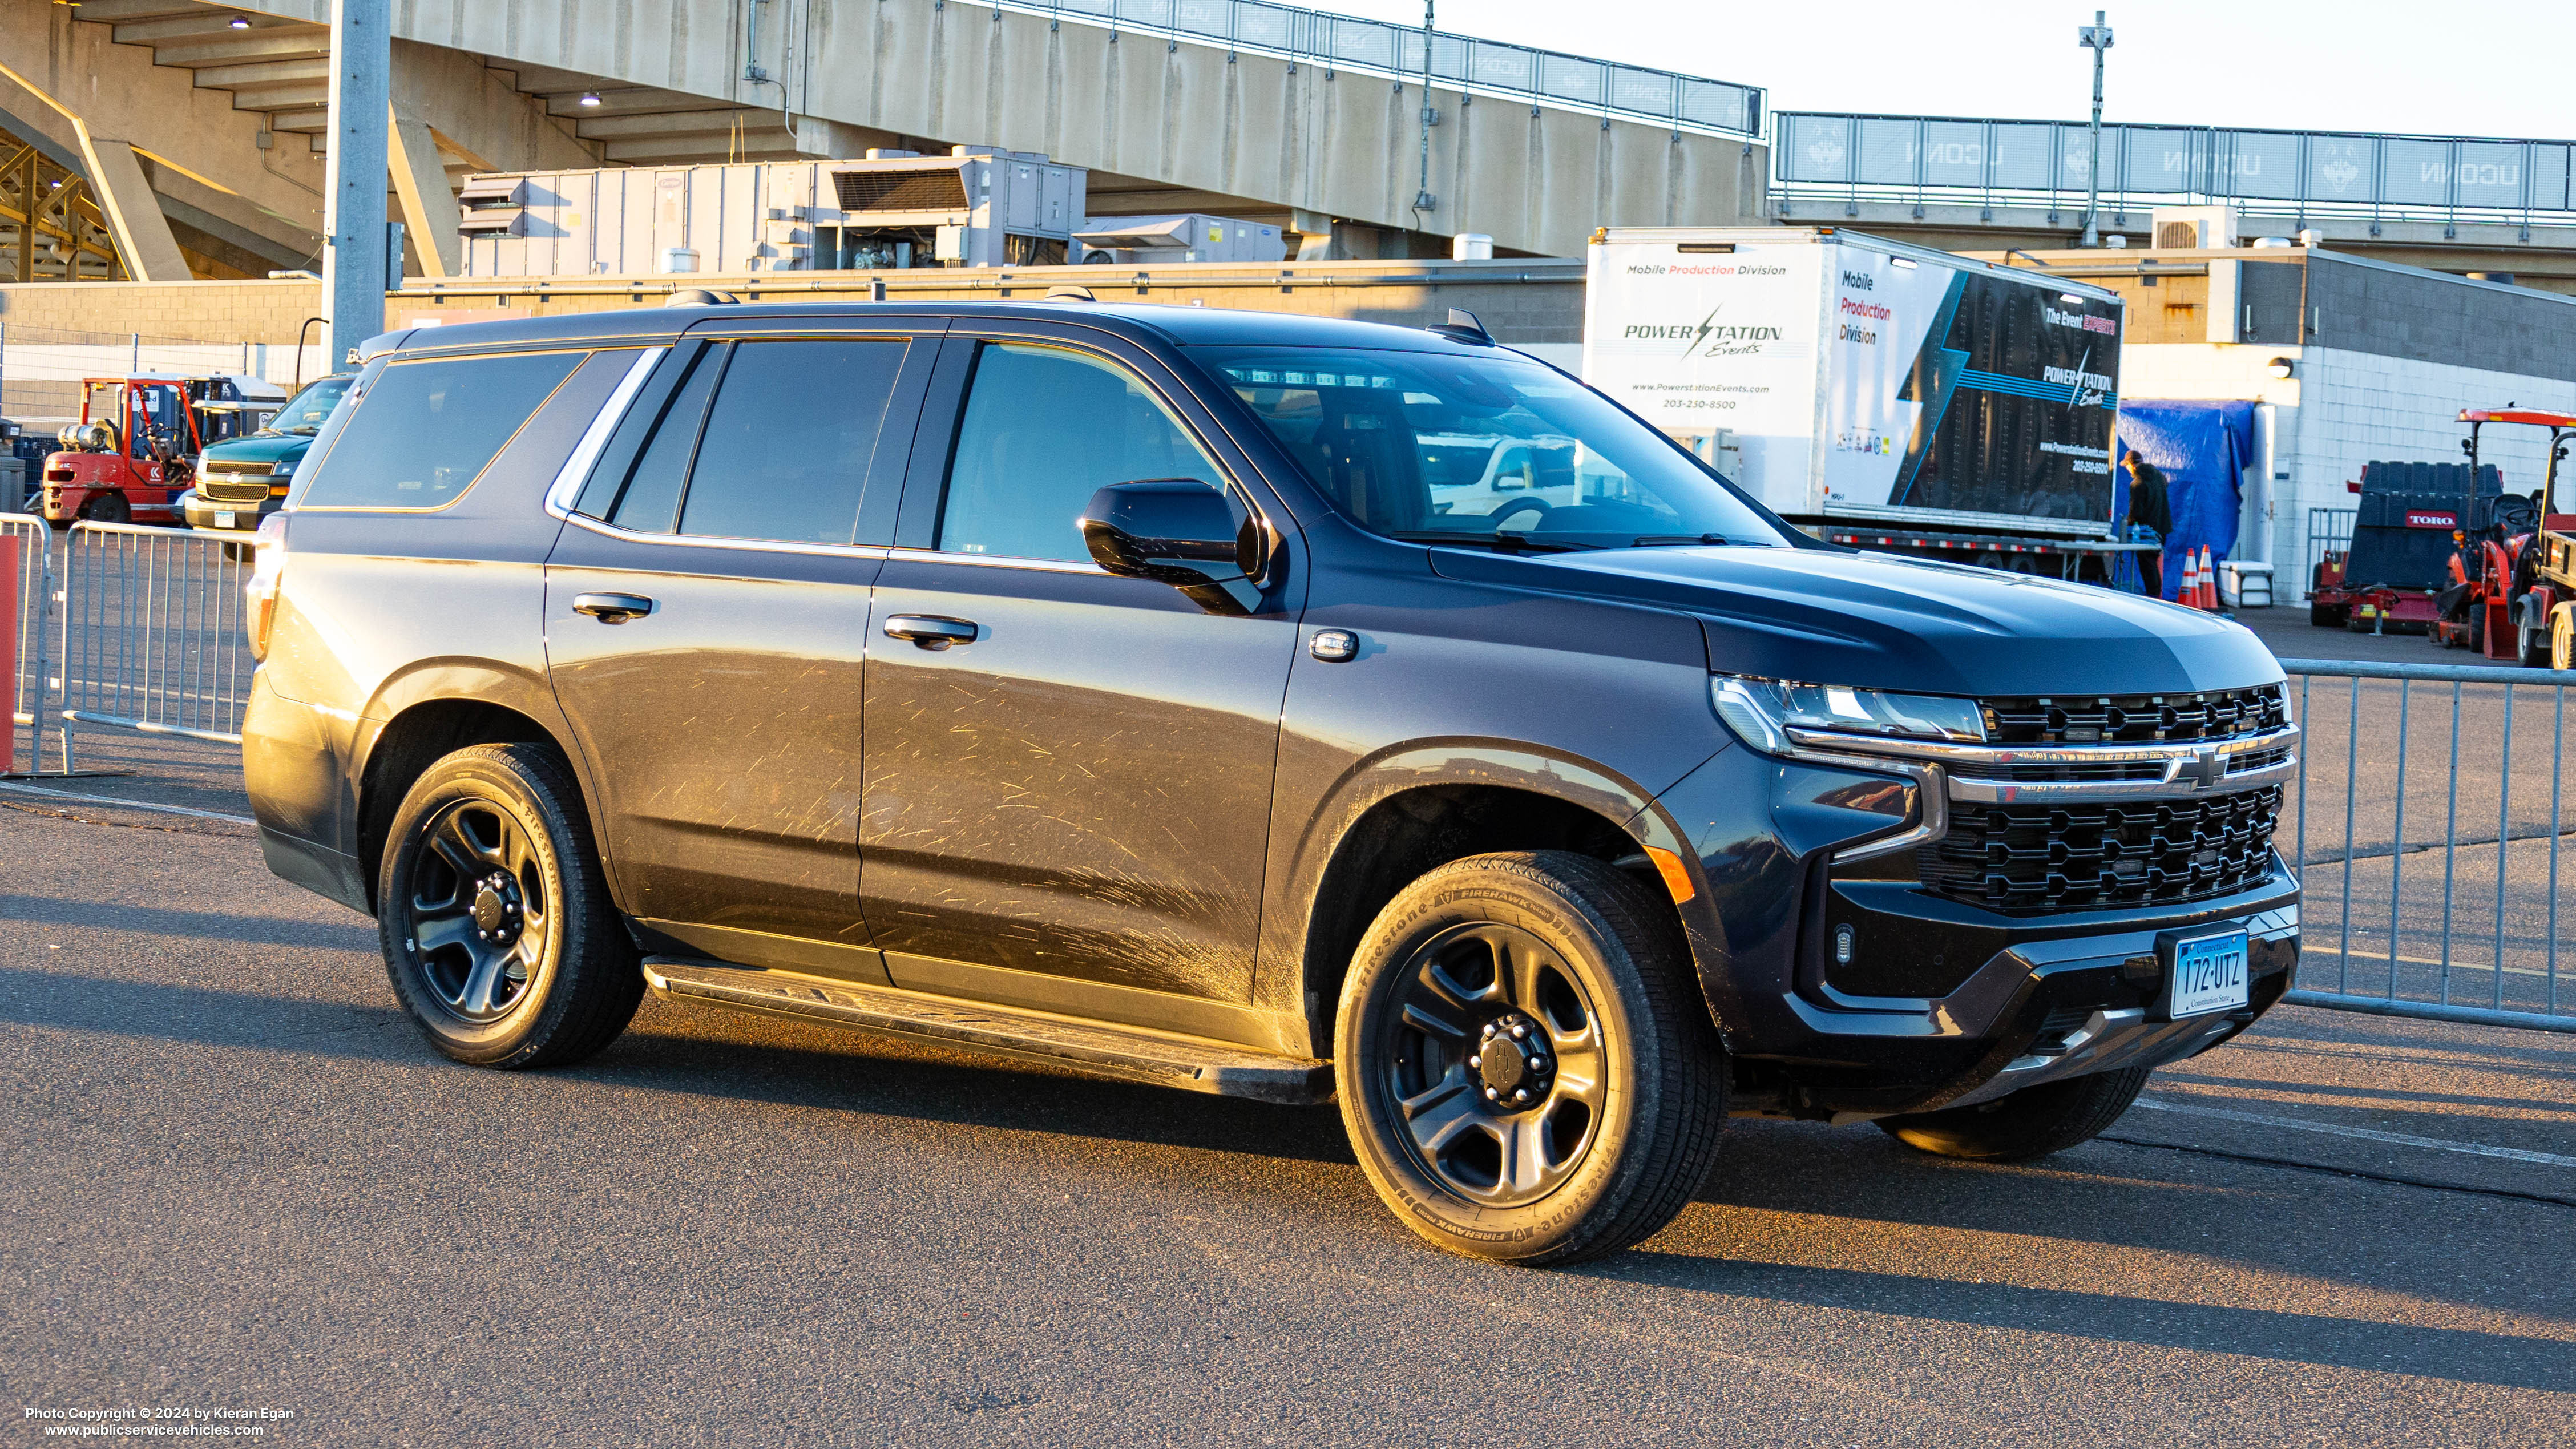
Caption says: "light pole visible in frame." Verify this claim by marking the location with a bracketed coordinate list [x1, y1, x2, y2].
[2077, 10, 2114, 248]
[321, 0, 391, 365]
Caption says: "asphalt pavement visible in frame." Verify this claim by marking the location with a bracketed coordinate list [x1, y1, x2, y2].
[4, 789, 2573, 1446]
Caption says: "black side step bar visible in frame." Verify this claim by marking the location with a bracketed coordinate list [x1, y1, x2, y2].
[640, 956, 1333, 1105]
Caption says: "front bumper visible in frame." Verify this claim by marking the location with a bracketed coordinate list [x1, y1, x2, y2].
[1646, 739, 2300, 1120]
[182, 491, 280, 531]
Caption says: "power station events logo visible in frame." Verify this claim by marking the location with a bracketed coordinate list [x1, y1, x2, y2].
[1622, 305, 1786, 358]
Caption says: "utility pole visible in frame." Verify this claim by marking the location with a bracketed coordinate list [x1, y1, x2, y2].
[1412, 0, 1438, 223]
[321, 0, 391, 366]
[2077, 10, 2114, 248]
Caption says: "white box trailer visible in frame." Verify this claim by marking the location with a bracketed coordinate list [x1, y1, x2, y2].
[1583, 227, 2142, 578]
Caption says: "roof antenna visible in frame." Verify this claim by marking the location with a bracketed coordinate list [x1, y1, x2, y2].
[1429, 308, 1493, 344]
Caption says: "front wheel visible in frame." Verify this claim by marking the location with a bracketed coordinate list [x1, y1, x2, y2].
[377, 742, 641, 1069]
[1335, 852, 1725, 1267]
[2519, 602, 2553, 667]
[1876, 1065, 2151, 1162]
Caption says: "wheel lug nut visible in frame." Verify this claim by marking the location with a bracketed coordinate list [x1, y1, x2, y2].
[1467, 1054, 1481, 1068]
[1509, 1024, 1527, 1039]
[1484, 1088, 1500, 1101]
[1514, 1089, 1530, 1103]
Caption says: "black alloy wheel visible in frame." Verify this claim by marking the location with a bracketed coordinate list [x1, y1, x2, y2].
[403, 798, 550, 1024]
[378, 743, 641, 1069]
[1375, 921, 1605, 1206]
[1337, 852, 1725, 1266]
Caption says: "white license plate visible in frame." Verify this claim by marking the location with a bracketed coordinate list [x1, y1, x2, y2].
[213, 510, 236, 528]
[2170, 931, 2250, 1017]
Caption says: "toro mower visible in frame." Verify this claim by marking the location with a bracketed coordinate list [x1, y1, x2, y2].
[2439, 408, 2576, 668]
[2308, 459, 2497, 634]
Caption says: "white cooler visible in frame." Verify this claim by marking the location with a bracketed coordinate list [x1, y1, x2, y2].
[2218, 560, 2274, 609]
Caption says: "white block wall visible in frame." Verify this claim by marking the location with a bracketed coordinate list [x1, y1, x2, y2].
[2122, 342, 2576, 600]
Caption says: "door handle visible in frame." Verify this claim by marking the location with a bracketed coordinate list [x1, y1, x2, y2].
[883, 614, 979, 649]
[571, 592, 656, 624]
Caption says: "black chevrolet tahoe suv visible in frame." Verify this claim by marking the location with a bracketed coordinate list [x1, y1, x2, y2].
[241, 300, 2300, 1265]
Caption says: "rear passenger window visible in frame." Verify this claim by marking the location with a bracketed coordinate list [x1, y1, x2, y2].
[937, 344, 1221, 563]
[299, 350, 584, 510]
[596, 344, 723, 533]
[676, 339, 905, 545]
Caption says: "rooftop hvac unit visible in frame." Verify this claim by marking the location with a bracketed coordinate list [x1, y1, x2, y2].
[1071, 214, 1286, 265]
[453, 148, 1089, 278]
[2151, 204, 2240, 250]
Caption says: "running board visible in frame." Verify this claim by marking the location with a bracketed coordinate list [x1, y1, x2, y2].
[640, 956, 1333, 1105]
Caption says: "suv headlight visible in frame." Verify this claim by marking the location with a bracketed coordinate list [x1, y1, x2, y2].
[1711, 675, 1985, 754]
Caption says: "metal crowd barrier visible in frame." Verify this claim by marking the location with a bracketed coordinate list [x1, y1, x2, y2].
[2280, 657, 2573, 1034]
[53, 520, 252, 766]
[2, 512, 48, 770]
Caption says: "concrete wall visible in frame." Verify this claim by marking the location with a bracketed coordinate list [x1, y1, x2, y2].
[0, 276, 322, 342]
[0, 260, 1578, 346]
[244, 0, 1765, 257]
[0, 0, 324, 271]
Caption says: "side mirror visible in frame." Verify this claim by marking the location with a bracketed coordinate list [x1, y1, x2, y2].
[1080, 479, 1264, 615]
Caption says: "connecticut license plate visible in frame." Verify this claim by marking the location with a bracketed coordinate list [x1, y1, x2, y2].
[2169, 931, 2251, 1018]
[213, 510, 236, 528]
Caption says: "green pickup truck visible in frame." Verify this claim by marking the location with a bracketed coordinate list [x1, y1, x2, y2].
[181, 374, 353, 536]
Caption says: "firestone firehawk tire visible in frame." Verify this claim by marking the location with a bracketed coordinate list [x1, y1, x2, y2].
[1335, 851, 1726, 1267]
[1875, 1064, 2153, 1163]
[377, 742, 642, 1069]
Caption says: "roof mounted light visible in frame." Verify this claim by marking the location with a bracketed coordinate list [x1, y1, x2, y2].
[228, 14, 251, 28]
[578, 92, 602, 107]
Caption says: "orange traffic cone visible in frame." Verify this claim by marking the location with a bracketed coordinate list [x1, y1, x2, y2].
[2200, 546, 2220, 609]
[2177, 548, 2199, 608]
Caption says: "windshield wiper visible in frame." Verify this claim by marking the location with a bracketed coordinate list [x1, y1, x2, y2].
[1631, 534, 1735, 547]
[1386, 530, 1604, 554]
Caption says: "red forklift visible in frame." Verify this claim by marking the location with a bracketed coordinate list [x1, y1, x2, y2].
[35, 374, 269, 528]
[2432, 409, 2575, 668]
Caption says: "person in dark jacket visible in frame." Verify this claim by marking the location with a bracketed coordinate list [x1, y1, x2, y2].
[2122, 450, 2174, 598]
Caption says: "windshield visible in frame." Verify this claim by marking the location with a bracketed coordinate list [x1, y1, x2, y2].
[264, 376, 352, 435]
[1201, 345, 1790, 551]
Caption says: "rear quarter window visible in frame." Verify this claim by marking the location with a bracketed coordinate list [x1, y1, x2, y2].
[297, 350, 586, 510]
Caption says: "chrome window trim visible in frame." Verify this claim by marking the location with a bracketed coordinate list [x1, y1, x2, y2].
[559, 508, 894, 562]
[887, 544, 1111, 578]
[541, 345, 667, 521]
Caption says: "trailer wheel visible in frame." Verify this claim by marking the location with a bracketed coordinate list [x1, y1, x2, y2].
[2309, 602, 2348, 628]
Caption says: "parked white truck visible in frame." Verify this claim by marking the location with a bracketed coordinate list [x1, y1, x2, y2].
[1582, 227, 2139, 579]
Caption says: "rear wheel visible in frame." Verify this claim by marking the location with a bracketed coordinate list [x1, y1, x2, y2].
[1335, 851, 1725, 1266]
[1877, 1065, 2151, 1162]
[2554, 604, 2575, 672]
[87, 492, 130, 525]
[377, 742, 641, 1069]
[2309, 602, 2347, 628]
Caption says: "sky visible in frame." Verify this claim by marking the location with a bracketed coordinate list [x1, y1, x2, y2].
[1308, 1, 2576, 141]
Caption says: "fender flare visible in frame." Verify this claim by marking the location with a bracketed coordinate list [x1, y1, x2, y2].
[348, 659, 617, 898]
[1266, 740, 1725, 1035]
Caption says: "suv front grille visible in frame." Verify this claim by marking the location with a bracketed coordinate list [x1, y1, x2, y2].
[1981, 683, 2288, 745]
[1919, 785, 2283, 913]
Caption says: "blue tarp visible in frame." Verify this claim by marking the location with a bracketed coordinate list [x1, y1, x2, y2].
[2112, 401, 2256, 600]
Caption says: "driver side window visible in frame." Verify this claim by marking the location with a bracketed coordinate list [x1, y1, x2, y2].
[936, 344, 1222, 564]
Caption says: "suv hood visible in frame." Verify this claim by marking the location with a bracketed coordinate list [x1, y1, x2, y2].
[200, 434, 312, 466]
[1427, 544, 2281, 697]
